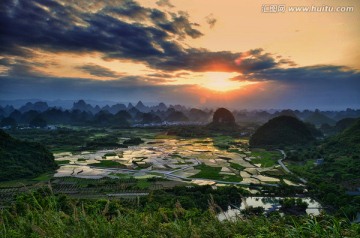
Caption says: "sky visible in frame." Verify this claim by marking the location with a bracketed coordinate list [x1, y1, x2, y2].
[0, 0, 359, 109]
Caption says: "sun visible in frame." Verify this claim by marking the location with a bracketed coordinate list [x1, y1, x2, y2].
[199, 72, 249, 92]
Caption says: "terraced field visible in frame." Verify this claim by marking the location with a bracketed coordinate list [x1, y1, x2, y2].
[54, 138, 300, 187]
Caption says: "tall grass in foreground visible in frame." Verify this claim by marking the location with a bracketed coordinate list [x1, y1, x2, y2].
[0, 190, 359, 238]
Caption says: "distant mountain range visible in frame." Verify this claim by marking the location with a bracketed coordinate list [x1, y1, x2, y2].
[0, 100, 211, 127]
[1, 100, 359, 128]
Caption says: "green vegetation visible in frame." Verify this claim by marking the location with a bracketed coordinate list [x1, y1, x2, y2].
[0, 188, 359, 237]
[123, 137, 144, 145]
[250, 150, 281, 167]
[190, 164, 222, 180]
[55, 160, 70, 165]
[279, 198, 308, 215]
[0, 130, 57, 181]
[136, 179, 151, 189]
[250, 116, 316, 148]
[103, 152, 117, 157]
[134, 162, 152, 170]
[8, 128, 93, 152]
[221, 175, 243, 182]
[284, 121, 360, 219]
[288, 154, 360, 219]
[89, 160, 126, 168]
[85, 134, 123, 149]
[32, 173, 54, 182]
[7, 128, 154, 152]
[213, 136, 234, 149]
[2, 122, 360, 236]
[190, 164, 242, 182]
[324, 118, 360, 155]
[229, 162, 245, 171]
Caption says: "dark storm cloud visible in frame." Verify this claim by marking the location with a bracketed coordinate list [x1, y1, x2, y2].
[0, 0, 200, 61]
[0, 57, 48, 77]
[236, 49, 278, 72]
[104, 0, 149, 20]
[153, 48, 279, 73]
[157, 14, 203, 39]
[0, 0, 292, 75]
[153, 49, 240, 72]
[230, 65, 360, 108]
[240, 65, 360, 83]
[76, 64, 120, 78]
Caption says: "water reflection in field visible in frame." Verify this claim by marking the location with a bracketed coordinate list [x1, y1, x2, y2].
[54, 138, 299, 186]
[218, 197, 322, 221]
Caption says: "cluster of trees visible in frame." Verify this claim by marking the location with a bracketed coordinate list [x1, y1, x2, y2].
[279, 198, 308, 215]
[286, 146, 324, 161]
[7, 128, 147, 152]
[0, 130, 57, 181]
[249, 116, 318, 148]
[324, 119, 360, 156]
[285, 119, 360, 219]
[321, 117, 358, 136]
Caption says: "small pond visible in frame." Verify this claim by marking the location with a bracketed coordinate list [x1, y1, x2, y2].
[218, 196, 322, 221]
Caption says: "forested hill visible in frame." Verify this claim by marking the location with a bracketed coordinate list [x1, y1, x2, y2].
[249, 116, 315, 147]
[324, 118, 360, 156]
[0, 130, 57, 181]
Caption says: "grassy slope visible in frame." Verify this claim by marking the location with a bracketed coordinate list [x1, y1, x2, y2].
[1, 191, 359, 238]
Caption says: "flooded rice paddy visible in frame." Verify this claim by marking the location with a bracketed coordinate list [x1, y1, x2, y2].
[54, 138, 300, 187]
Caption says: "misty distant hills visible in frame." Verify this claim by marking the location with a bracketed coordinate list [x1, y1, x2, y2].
[0, 100, 211, 127]
[305, 110, 336, 126]
[0, 100, 360, 128]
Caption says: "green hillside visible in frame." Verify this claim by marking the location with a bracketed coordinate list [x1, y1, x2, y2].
[325, 118, 360, 155]
[250, 116, 315, 147]
[0, 130, 57, 181]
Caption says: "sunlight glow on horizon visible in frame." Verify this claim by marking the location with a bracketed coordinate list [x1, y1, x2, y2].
[196, 72, 254, 92]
